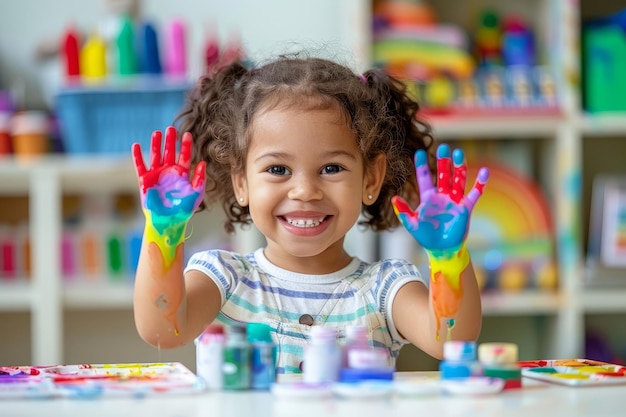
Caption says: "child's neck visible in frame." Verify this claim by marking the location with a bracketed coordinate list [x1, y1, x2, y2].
[263, 244, 353, 275]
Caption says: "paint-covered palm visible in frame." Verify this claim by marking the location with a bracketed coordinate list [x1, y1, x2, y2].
[132, 126, 206, 236]
[391, 144, 489, 255]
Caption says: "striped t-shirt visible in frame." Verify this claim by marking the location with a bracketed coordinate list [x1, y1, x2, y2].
[185, 248, 427, 374]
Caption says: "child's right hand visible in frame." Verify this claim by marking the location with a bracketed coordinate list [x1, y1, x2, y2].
[132, 126, 206, 241]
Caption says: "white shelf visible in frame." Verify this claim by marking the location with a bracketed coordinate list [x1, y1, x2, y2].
[580, 113, 626, 136]
[64, 283, 133, 310]
[481, 291, 562, 316]
[429, 115, 565, 139]
[0, 282, 32, 311]
[581, 289, 626, 314]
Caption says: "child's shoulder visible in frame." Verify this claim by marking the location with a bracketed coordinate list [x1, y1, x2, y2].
[362, 257, 425, 279]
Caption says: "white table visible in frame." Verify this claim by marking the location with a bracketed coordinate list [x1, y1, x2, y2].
[1, 373, 623, 417]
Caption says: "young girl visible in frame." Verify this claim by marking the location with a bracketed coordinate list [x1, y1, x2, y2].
[132, 56, 489, 374]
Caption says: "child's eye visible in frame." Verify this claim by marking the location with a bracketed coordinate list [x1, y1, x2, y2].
[322, 164, 344, 174]
[267, 165, 291, 176]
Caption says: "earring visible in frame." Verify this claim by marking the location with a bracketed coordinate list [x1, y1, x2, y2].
[239, 197, 244, 203]
[367, 194, 373, 200]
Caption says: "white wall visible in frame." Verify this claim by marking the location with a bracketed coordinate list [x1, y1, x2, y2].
[0, 0, 369, 109]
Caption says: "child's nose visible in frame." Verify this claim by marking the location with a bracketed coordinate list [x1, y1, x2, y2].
[287, 176, 323, 201]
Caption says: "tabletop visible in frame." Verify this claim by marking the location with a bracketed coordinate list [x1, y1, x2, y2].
[1, 371, 623, 417]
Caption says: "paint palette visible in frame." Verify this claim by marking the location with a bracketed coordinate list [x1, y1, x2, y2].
[520, 359, 626, 387]
[0, 362, 206, 399]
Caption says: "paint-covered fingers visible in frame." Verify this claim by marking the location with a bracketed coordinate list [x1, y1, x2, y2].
[391, 195, 419, 231]
[163, 126, 178, 166]
[415, 149, 435, 198]
[178, 131, 193, 172]
[132, 142, 146, 178]
[149, 130, 163, 169]
[436, 144, 452, 196]
[451, 148, 467, 204]
[464, 167, 489, 212]
[191, 161, 206, 190]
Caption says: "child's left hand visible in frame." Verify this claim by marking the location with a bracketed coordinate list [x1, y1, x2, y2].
[391, 144, 489, 256]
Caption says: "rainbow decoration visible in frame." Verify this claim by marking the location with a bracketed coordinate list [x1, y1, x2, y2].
[464, 160, 556, 291]
[466, 161, 553, 244]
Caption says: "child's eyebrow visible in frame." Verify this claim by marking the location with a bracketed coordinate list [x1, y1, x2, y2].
[253, 150, 358, 164]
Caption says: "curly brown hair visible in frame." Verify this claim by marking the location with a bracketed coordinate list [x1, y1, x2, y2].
[176, 55, 436, 234]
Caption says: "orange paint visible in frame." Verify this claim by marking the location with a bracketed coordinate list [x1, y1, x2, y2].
[428, 245, 469, 340]
[147, 242, 185, 336]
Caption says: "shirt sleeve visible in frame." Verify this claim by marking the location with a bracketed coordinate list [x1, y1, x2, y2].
[184, 250, 247, 305]
[375, 259, 428, 344]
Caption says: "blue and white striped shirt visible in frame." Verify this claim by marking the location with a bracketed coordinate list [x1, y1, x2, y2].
[185, 248, 426, 374]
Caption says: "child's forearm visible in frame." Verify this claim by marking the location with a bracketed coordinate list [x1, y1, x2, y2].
[133, 222, 191, 348]
[428, 258, 482, 344]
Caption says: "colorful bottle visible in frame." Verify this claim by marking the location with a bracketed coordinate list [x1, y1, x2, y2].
[223, 324, 251, 390]
[247, 322, 276, 390]
[303, 326, 341, 383]
[116, 15, 137, 76]
[341, 324, 370, 368]
[196, 324, 225, 390]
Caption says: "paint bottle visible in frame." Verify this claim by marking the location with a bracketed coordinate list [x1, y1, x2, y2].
[116, 15, 137, 76]
[62, 25, 81, 80]
[80, 32, 107, 81]
[341, 324, 370, 368]
[0, 111, 12, 155]
[247, 322, 276, 390]
[195, 324, 225, 390]
[164, 19, 187, 77]
[439, 340, 483, 380]
[223, 324, 251, 390]
[138, 21, 162, 74]
[303, 326, 341, 383]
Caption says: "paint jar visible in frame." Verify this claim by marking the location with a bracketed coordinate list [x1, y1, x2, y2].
[303, 326, 341, 383]
[341, 324, 370, 368]
[439, 340, 483, 380]
[247, 322, 276, 390]
[11, 111, 50, 158]
[223, 324, 251, 390]
[0, 112, 12, 155]
[196, 324, 225, 390]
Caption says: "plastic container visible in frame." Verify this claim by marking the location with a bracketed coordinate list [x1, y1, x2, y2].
[196, 324, 226, 390]
[55, 81, 191, 154]
[223, 324, 251, 390]
[247, 322, 276, 390]
[11, 111, 49, 158]
[303, 326, 341, 383]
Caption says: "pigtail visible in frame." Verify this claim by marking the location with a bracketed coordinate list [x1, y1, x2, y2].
[176, 62, 251, 233]
[359, 68, 437, 231]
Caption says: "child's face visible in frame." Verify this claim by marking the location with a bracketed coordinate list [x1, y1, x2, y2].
[232, 106, 378, 273]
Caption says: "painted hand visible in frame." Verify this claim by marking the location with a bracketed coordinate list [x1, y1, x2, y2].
[132, 126, 206, 265]
[391, 144, 488, 255]
[391, 144, 489, 339]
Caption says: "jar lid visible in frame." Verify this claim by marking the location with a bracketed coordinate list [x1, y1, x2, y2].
[0, 112, 11, 131]
[11, 111, 50, 135]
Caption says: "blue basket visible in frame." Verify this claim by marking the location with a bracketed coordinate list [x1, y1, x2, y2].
[55, 81, 191, 154]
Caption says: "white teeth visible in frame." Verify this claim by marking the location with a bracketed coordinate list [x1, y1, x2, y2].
[286, 217, 325, 228]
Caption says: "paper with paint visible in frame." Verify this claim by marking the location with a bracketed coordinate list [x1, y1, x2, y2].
[520, 358, 626, 386]
[0, 362, 205, 399]
[391, 144, 489, 339]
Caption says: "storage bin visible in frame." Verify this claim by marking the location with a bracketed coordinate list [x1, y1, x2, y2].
[582, 10, 626, 113]
[55, 81, 191, 154]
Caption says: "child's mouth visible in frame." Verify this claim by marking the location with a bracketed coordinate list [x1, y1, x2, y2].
[284, 216, 328, 228]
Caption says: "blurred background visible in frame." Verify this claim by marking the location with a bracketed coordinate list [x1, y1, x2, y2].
[0, 0, 625, 373]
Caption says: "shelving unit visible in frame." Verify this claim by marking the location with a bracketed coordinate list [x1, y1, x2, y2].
[2, 0, 626, 367]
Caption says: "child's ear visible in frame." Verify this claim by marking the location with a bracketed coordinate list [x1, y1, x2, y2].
[363, 154, 387, 205]
[231, 171, 249, 206]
